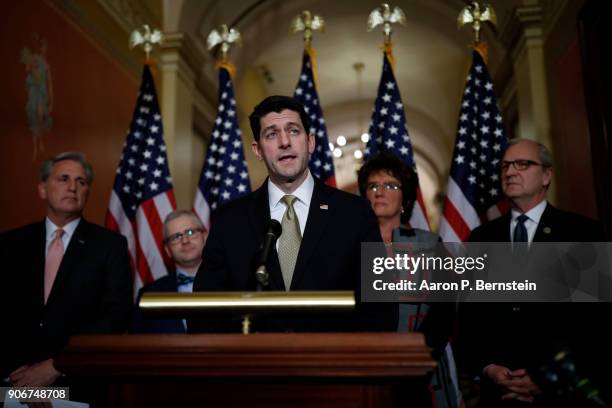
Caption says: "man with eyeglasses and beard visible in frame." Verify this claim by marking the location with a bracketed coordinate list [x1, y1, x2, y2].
[456, 139, 607, 407]
[131, 210, 207, 333]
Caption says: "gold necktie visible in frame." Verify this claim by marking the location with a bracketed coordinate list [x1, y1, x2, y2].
[278, 195, 301, 290]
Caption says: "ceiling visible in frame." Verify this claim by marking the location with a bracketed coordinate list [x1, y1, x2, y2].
[165, 0, 520, 226]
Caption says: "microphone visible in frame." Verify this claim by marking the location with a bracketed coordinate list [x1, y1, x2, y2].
[255, 219, 282, 289]
[532, 347, 609, 407]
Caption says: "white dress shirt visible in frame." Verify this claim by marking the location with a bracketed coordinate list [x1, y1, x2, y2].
[45, 217, 81, 256]
[509, 199, 547, 245]
[268, 171, 314, 249]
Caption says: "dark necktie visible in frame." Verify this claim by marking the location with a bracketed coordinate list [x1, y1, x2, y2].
[176, 273, 194, 286]
[513, 214, 529, 243]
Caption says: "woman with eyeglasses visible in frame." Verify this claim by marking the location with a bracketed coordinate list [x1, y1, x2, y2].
[358, 151, 460, 408]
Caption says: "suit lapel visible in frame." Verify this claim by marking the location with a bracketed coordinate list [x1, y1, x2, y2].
[290, 181, 332, 289]
[47, 219, 89, 304]
[248, 182, 285, 290]
[34, 222, 47, 308]
[533, 203, 556, 242]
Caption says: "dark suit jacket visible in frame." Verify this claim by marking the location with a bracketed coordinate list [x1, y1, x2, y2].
[189, 178, 398, 333]
[456, 204, 607, 406]
[131, 274, 185, 333]
[0, 219, 133, 378]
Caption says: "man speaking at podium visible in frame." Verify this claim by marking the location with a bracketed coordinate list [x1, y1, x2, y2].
[190, 95, 397, 333]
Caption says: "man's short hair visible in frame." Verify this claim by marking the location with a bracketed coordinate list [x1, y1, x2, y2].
[40, 152, 94, 185]
[163, 210, 204, 240]
[249, 95, 310, 142]
[506, 138, 553, 168]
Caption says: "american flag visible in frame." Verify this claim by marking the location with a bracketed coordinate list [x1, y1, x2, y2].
[365, 51, 430, 230]
[105, 65, 176, 294]
[293, 48, 336, 186]
[193, 65, 251, 230]
[439, 50, 508, 242]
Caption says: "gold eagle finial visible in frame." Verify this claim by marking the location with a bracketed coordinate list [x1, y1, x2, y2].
[207, 24, 241, 62]
[290, 10, 325, 48]
[129, 25, 163, 60]
[367, 4, 406, 46]
[457, 2, 497, 43]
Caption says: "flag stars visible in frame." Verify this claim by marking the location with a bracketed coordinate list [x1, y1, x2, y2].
[382, 93, 392, 102]
[385, 139, 396, 148]
[455, 155, 465, 164]
[150, 125, 159, 133]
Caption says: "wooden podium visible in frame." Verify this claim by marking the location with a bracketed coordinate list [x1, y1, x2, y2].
[56, 333, 435, 407]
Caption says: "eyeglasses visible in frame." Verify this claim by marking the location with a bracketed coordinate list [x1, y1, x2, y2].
[166, 228, 203, 245]
[366, 182, 402, 192]
[501, 159, 547, 172]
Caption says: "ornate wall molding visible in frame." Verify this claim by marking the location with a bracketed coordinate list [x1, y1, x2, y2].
[96, 0, 160, 34]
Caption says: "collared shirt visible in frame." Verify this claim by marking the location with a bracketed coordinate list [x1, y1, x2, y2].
[509, 200, 547, 244]
[268, 171, 314, 245]
[45, 217, 81, 256]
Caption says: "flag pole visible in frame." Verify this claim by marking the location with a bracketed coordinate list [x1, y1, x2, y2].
[289, 10, 336, 187]
[194, 25, 251, 230]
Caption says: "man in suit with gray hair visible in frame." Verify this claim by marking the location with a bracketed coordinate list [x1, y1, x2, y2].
[0, 151, 132, 387]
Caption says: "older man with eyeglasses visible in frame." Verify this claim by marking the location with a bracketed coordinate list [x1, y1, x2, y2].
[131, 210, 207, 333]
[457, 139, 607, 407]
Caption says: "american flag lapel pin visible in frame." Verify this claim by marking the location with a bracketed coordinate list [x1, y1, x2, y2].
[320, 204, 329, 210]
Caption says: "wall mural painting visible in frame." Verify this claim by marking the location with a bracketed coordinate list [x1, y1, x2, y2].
[20, 33, 54, 161]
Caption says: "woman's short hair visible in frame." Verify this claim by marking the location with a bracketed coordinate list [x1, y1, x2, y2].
[357, 151, 417, 224]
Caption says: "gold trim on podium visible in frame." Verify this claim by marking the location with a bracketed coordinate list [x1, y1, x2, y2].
[139, 291, 355, 334]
